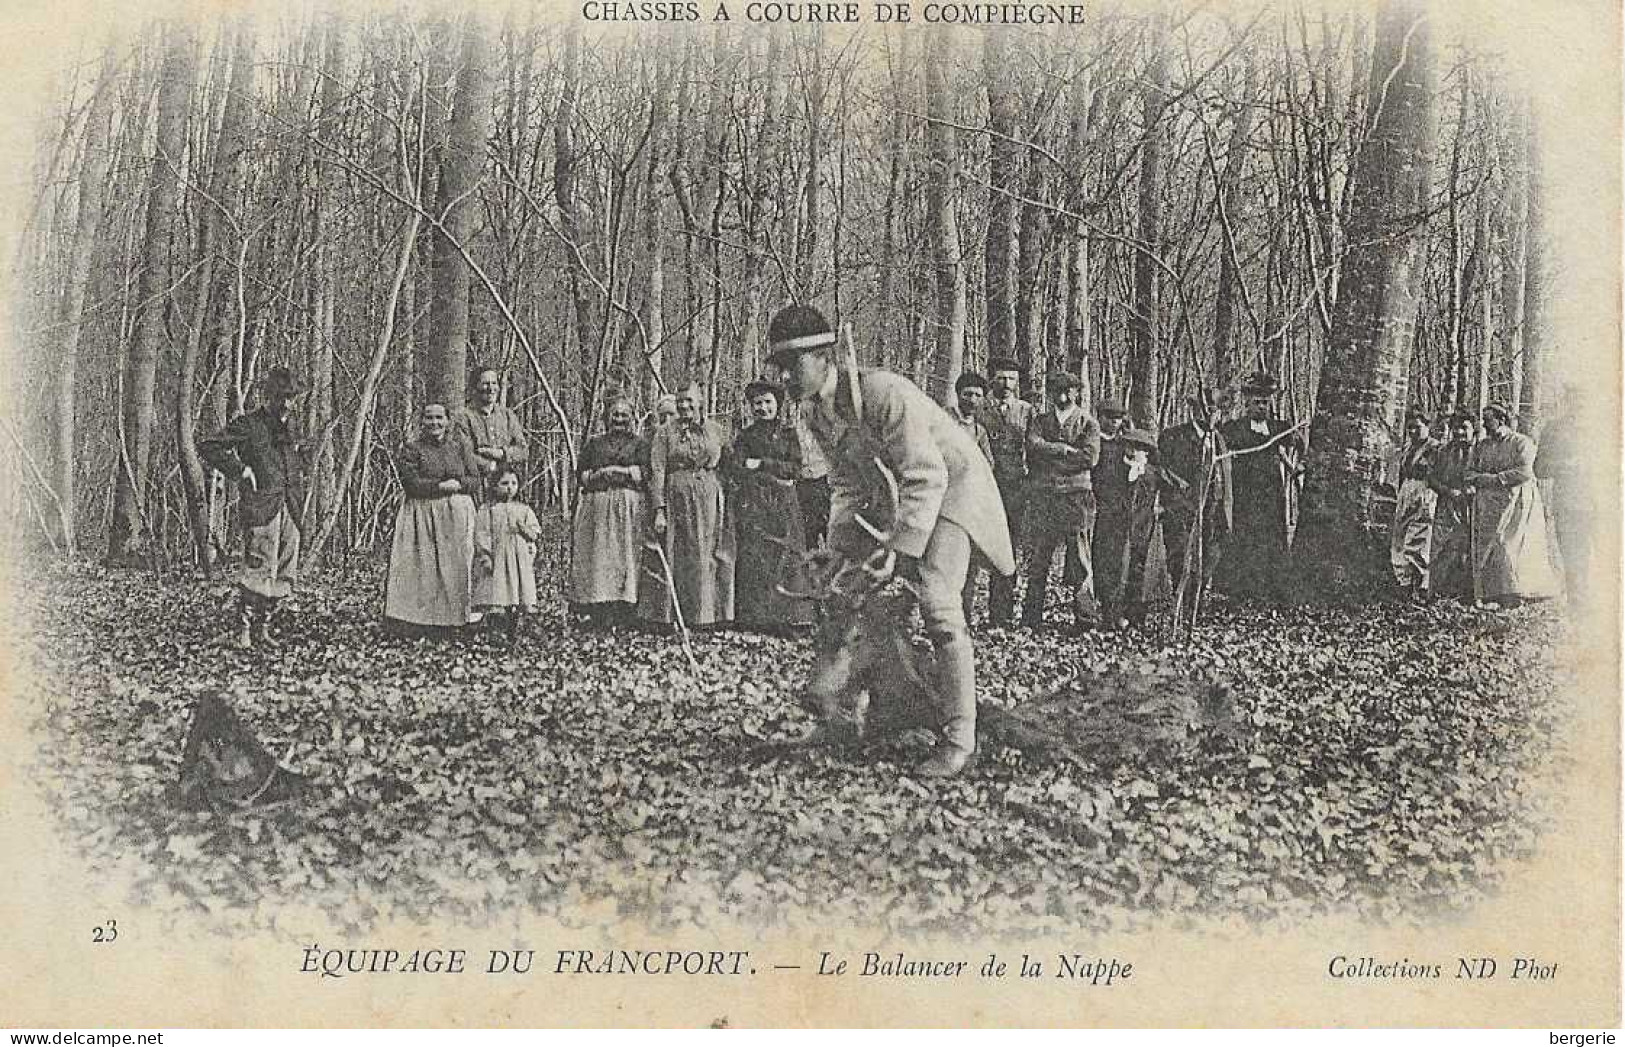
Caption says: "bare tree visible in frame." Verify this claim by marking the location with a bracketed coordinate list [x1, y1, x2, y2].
[427, 14, 493, 407]
[108, 23, 196, 564]
[1298, 0, 1437, 588]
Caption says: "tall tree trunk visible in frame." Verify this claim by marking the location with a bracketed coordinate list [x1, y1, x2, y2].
[205, 25, 254, 561]
[1211, 49, 1256, 391]
[52, 46, 117, 554]
[427, 13, 492, 408]
[1297, 0, 1436, 589]
[797, 32, 825, 293]
[1517, 108, 1545, 435]
[309, 18, 344, 526]
[108, 23, 195, 564]
[983, 32, 1018, 371]
[1493, 98, 1527, 414]
[1127, 27, 1166, 428]
[1062, 60, 1095, 404]
[1441, 74, 1469, 413]
[876, 31, 911, 365]
[1013, 97, 1048, 381]
[927, 28, 966, 400]
[641, 59, 668, 408]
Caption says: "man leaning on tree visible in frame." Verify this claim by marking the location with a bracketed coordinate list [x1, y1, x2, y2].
[768, 304, 1013, 778]
[200, 365, 309, 650]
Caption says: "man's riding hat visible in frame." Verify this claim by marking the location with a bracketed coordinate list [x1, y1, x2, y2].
[766, 305, 837, 369]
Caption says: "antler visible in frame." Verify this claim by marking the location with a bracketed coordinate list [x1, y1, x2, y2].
[773, 456, 903, 602]
[851, 456, 899, 545]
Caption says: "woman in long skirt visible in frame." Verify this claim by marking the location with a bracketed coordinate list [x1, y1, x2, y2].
[640, 383, 734, 628]
[384, 403, 484, 632]
[569, 397, 648, 625]
[724, 380, 814, 632]
[1467, 403, 1559, 607]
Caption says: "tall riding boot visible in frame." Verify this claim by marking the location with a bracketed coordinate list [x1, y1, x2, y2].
[233, 596, 256, 650]
[253, 599, 275, 646]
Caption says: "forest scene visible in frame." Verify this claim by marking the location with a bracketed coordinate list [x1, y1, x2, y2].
[2, 0, 1612, 935]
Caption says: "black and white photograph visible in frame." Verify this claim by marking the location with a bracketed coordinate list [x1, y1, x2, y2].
[0, 0, 1617, 1029]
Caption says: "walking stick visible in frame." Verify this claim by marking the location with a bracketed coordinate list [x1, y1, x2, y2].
[644, 538, 703, 678]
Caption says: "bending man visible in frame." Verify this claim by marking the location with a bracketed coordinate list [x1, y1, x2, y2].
[768, 305, 1013, 777]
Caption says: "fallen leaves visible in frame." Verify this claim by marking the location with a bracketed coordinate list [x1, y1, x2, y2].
[13, 558, 1573, 935]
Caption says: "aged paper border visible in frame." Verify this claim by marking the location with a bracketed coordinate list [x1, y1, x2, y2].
[0, 0, 1617, 1028]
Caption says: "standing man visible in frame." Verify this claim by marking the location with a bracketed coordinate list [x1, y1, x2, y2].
[1090, 395, 1129, 607]
[1020, 372, 1101, 631]
[1389, 412, 1439, 600]
[455, 366, 530, 498]
[979, 356, 1033, 627]
[768, 305, 1013, 777]
[1158, 391, 1232, 606]
[950, 371, 996, 623]
[1427, 412, 1479, 602]
[1218, 371, 1304, 601]
[200, 366, 308, 650]
[1094, 401, 1168, 628]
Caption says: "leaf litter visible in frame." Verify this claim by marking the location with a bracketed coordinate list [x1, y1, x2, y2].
[14, 559, 1575, 937]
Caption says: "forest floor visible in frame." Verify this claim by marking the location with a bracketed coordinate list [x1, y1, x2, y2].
[15, 558, 1577, 938]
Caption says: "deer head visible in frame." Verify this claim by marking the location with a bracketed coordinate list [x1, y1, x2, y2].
[770, 458, 924, 727]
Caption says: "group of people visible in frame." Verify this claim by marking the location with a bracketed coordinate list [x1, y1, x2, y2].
[196, 307, 1589, 779]
[380, 369, 543, 641]
[200, 365, 545, 650]
[944, 364, 1306, 632]
[569, 378, 825, 634]
[1389, 400, 1587, 610]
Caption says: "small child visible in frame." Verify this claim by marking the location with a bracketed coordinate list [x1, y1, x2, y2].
[474, 468, 542, 640]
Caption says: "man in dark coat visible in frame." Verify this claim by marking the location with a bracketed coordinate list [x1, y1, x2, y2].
[200, 366, 308, 649]
[978, 356, 1033, 626]
[1020, 372, 1101, 631]
[1217, 371, 1303, 600]
[769, 305, 1014, 777]
[1093, 422, 1170, 629]
[1427, 412, 1479, 602]
[1158, 391, 1233, 606]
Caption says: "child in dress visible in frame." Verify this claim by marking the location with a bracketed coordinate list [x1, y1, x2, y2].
[474, 468, 542, 640]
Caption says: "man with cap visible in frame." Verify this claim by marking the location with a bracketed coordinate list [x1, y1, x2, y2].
[1089, 395, 1128, 588]
[201, 365, 309, 649]
[1389, 411, 1439, 599]
[1217, 370, 1304, 600]
[1093, 406, 1170, 629]
[950, 371, 995, 622]
[455, 365, 530, 499]
[1158, 390, 1233, 605]
[767, 304, 1014, 777]
[1020, 371, 1101, 631]
[1427, 411, 1479, 601]
[979, 356, 1033, 626]
[950, 371, 995, 461]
